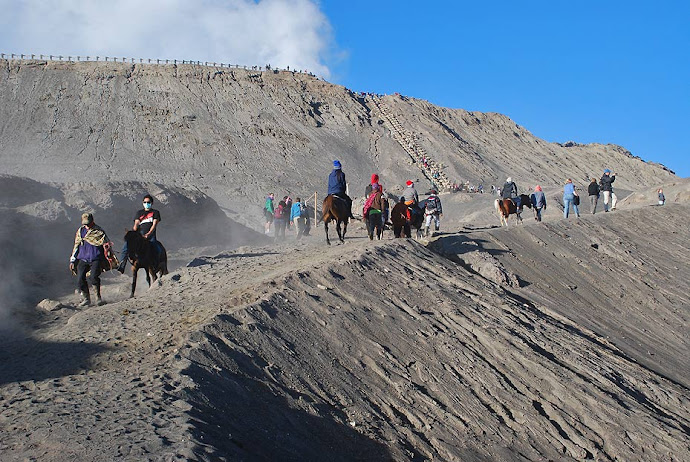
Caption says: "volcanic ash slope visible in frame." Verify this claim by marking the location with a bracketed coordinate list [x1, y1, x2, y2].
[1, 209, 689, 461]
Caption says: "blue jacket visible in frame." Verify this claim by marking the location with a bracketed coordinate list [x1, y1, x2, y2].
[563, 182, 575, 198]
[290, 202, 302, 221]
[328, 169, 347, 195]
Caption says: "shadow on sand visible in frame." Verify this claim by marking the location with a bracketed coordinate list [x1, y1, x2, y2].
[0, 335, 111, 385]
[180, 329, 396, 461]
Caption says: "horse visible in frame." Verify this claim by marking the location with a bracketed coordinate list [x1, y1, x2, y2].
[495, 194, 533, 226]
[321, 194, 349, 245]
[390, 201, 424, 239]
[123, 230, 168, 297]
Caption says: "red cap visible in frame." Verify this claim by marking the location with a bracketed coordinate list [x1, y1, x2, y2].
[406, 180, 413, 186]
[371, 173, 379, 184]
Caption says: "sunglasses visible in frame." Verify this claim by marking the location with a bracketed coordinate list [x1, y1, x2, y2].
[143, 201, 152, 204]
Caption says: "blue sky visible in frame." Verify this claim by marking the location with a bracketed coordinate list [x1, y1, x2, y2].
[320, 1, 689, 177]
[1, 0, 687, 177]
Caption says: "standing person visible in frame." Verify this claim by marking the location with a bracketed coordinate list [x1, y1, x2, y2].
[563, 179, 580, 218]
[530, 185, 547, 222]
[502, 177, 521, 210]
[264, 193, 275, 234]
[363, 184, 385, 240]
[273, 200, 288, 241]
[70, 213, 111, 306]
[599, 169, 617, 212]
[658, 188, 666, 205]
[327, 160, 353, 218]
[290, 197, 307, 239]
[117, 194, 162, 273]
[284, 196, 293, 230]
[423, 189, 443, 237]
[588, 178, 600, 214]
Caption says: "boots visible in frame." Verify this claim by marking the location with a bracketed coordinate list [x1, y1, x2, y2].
[95, 286, 106, 306]
[117, 260, 126, 274]
[425, 226, 430, 237]
[78, 291, 91, 307]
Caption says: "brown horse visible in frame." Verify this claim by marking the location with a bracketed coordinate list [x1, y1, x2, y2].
[390, 201, 424, 239]
[322, 194, 349, 245]
[495, 194, 533, 226]
[124, 230, 168, 297]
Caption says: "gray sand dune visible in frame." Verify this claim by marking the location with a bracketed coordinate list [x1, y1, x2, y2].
[1, 205, 689, 460]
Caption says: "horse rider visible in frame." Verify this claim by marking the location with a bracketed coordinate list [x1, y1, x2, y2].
[117, 194, 162, 273]
[402, 180, 421, 221]
[363, 183, 385, 240]
[599, 169, 617, 212]
[501, 177, 521, 211]
[365, 173, 382, 198]
[423, 189, 443, 237]
[327, 160, 354, 218]
[70, 212, 110, 306]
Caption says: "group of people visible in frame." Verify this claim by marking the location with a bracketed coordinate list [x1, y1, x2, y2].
[352, 164, 443, 240]
[499, 169, 627, 221]
[263, 193, 311, 241]
[69, 194, 164, 307]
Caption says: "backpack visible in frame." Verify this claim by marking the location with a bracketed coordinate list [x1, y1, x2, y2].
[274, 204, 285, 219]
[425, 196, 439, 212]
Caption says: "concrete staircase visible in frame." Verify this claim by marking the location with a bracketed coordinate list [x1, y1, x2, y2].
[367, 96, 453, 191]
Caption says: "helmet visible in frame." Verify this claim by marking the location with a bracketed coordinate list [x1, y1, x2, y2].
[406, 180, 413, 186]
[430, 189, 437, 194]
[506, 177, 512, 183]
[333, 160, 341, 169]
[604, 168, 611, 173]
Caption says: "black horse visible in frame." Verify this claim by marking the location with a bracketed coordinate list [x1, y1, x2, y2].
[124, 230, 168, 297]
[390, 201, 424, 239]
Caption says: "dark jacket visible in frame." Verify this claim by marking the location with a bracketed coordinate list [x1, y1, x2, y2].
[502, 182, 518, 199]
[328, 169, 347, 195]
[588, 181, 600, 196]
[531, 191, 546, 209]
[599, 174, 615, 192]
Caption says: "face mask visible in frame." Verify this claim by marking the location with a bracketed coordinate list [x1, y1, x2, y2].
[143, 202, 152, 210]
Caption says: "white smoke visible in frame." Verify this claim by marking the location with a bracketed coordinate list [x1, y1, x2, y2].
[0, 0, 333, 77]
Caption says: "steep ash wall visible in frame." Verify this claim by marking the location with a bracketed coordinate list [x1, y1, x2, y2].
[0, 59, 676, 218]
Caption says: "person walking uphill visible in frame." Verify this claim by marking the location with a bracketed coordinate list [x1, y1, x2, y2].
[563, 179, 580, 219]
[530, 185, 547, 222]
[70, 213, 111, 307]
[423, 189, 443, 236]
[327, 160, 353, 218]
[588, 178, 600, 214]
[117, 194, 162, 273]
[363, 184, 385, 240]
[600, 169, 617, 212]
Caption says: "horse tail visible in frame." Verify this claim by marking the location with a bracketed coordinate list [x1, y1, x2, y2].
[321, 196, 332, 224]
